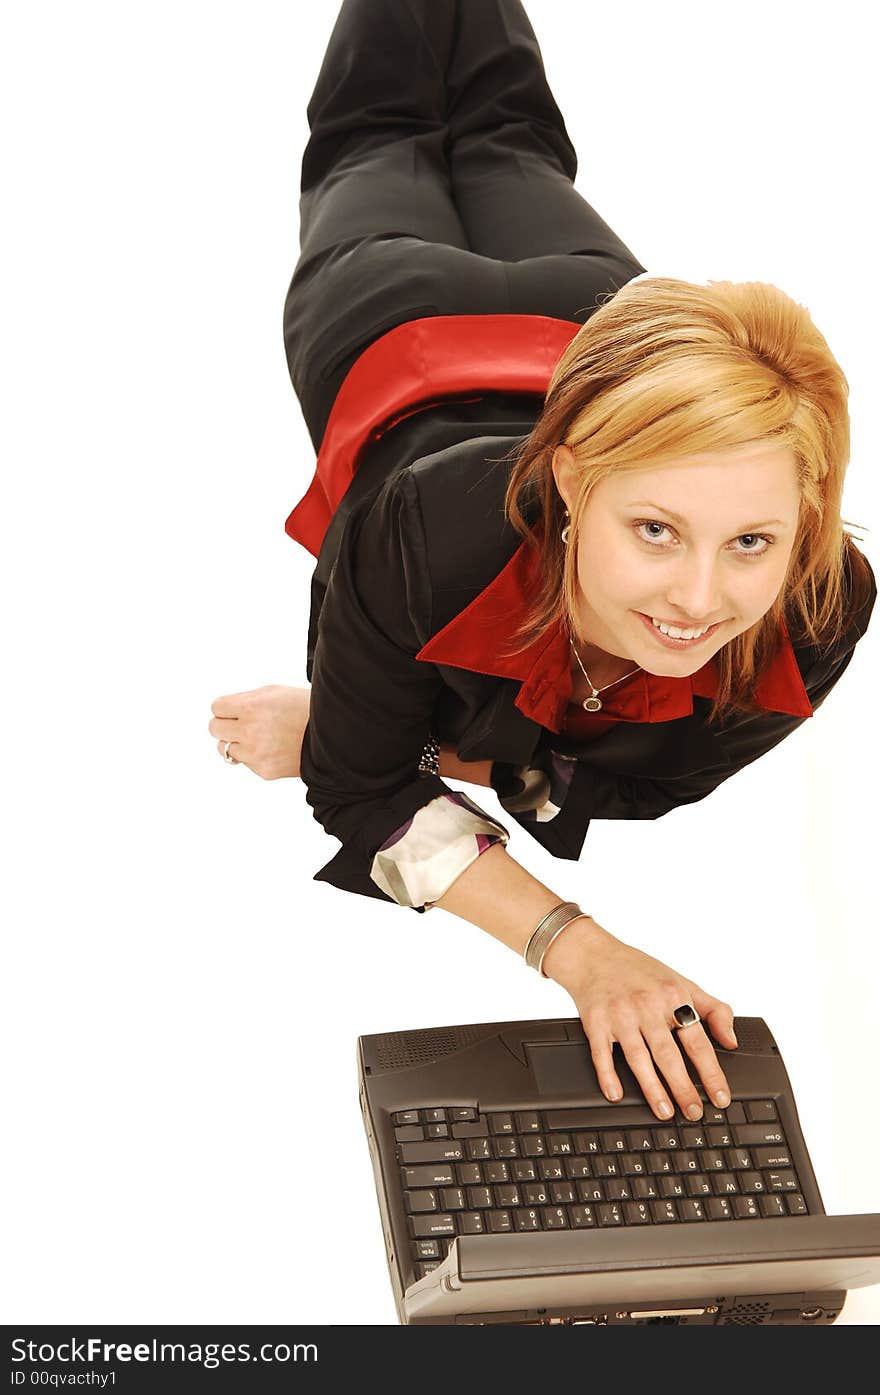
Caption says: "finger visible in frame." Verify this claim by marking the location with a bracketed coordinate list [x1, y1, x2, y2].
[692, 990, 738, 1049]
[670, 1019, 732, 1110]
[614, 1030, 677, 1121]
[641, 1023, 705, 1119]
[216, 738, 242, 763]
[210, 693, 252, 717]
[583, 1022, 626, 1104]
[208, 715, 243, 739]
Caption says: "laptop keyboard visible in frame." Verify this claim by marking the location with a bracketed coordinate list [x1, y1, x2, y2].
[392, 1101, 808, 1279]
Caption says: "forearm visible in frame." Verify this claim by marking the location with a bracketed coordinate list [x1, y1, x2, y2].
[432, 842, 603, 980]
[437, 742, 494, 787]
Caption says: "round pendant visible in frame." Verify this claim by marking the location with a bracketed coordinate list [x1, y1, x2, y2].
[583, 695, 603, 713]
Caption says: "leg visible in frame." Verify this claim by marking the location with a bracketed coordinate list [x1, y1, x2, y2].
[445, 0, 643, 267]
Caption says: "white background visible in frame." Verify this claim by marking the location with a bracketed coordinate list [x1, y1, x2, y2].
[3, 0, 878, 1327]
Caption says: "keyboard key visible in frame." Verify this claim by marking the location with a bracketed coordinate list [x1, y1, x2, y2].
[515, 1111, 541, 1132]
[426, 1123, 448, 1138]
[759, 1194, 788, 1217]
[627, 1130, 654, 1151]
[539, 1159, 566, 1181]
[493, 1137, 520, 1158]
[706, 1125, 733, 1147]
[484, 1161, 509, 1183]
[597, 1204, 624, 1227]
[706, 1197, 733, 1220]
[495, 1185, 521, 1207]
[765, 1169, 798, 1191]
[411, 1214, 456, 1237]
[545, 1107, 656, 1129]
[402, 1164, 455, 1188]
[456, 1163, 482, 1185]
[713, 1173, 739, 1195]
[489, 1113, 514, 1134]
[514, 1209, 542, 1231]
[621, 1153, 648, 1175]
[647, 1152, 673, 1174]
[405, 1190, 438, 1213]
[578, 1180, 605, 1202]
[678, 1199, 707, 1221]
[423, 1108, 446, 1124]
[543, 1207, 570, 1229]
[732, 1196, 761, 1219]
[565, 1156, 592, 1179]
[680, 1127, 707, 1149]
[734, 1123, 786, 1147]
[787, 1193, 808, 1215]
[573, 1132, 600, 1154]
[739, 1172, 766, 1194]
[703, 1150, 727, 1171]
[416, 1261, 441, 1278]
[522, 1136, 547, 1157]
[551, 1181, 576, 1204]
[753, 1146, 792, 1168]
[415, 1239, 440, 1259]
[651, 1200, 679, 1223]
[467, 1187, 493, 1209]
[549, 1134, 574, 1155]
[459, 1212, 485, 1234]
[399, 1140, 464, 1164]
[452, 1120, 490, 1137]
[524, 1183, 550, 1205]
[570, 1205, 596, 1228]
[660, 1176, 686, 1198]
[745, 1099, 778, 1122]
[393, 1110, 420, 1125]
[687, 1174, 713, 1197]
[725, 1148, 752, 1170]
[624, 1202, 652, 1224]
[395, 1124, 424, 1142]
[634, 1178, 660, 1200]
[600, 1130, 628, 1152]
[488, 1210, 513, 1232]
[449, 1107, 477, 1122]
[653, 1128, 680, 1150]
[592, 1155, 619, 1177]
[467, 1139, 492, 1160]
[605, 1179, 632, 1201]
[512, 1161, 537, 1182]
[441, 1188, 466, 1210]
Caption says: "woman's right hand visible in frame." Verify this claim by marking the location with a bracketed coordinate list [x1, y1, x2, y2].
[541, 915, 738, 1121]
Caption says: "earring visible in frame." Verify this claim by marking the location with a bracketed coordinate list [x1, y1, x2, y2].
[560, 509, 571, 545]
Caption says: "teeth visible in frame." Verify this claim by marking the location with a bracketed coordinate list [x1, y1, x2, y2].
[651, 617, 710, 640]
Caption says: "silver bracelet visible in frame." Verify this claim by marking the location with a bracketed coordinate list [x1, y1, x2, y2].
[417, 734, 440, 777]
[524, 901, 591, 978]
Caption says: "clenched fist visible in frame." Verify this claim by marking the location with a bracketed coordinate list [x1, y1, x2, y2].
[209, 685, 310, 780]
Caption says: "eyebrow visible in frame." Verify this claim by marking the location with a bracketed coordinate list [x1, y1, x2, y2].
[627, 500, 788, 530]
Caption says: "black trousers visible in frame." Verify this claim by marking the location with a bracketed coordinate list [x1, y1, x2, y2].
[283, 0, 646, 455]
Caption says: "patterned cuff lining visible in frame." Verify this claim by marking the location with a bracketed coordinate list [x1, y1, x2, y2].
[369, 790, 509, 910]
[493, 749, 578, 823]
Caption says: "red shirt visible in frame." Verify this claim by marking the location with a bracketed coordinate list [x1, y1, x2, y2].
[286, 314, 813, 733]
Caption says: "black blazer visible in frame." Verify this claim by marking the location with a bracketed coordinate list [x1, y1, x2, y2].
[300, 430, 877, 908]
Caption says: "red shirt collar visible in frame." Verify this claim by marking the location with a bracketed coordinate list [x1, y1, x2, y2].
[415, 540, 813, 728]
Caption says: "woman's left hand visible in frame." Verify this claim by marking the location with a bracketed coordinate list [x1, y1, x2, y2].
[209, 684, 310, 779]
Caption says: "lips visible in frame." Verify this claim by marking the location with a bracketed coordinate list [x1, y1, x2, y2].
[637, 611, 725, 649]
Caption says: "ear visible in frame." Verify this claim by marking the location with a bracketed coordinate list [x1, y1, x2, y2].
[551, 443, 577, 513]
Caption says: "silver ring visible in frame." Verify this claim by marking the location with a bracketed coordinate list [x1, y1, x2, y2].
[672, 1004, 701, 1030]
[222, 741, 240, 765]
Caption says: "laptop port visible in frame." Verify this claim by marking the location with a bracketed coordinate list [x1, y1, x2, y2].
[629, 1307, 707, 1322]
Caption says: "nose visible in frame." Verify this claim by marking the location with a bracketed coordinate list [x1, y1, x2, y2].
[665, 553, 725, 624]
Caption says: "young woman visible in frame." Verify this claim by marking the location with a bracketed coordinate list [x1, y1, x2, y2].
[208, 0, 875, 1125]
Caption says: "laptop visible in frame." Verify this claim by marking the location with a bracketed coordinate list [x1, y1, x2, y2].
[356, 1015, 880, 1325]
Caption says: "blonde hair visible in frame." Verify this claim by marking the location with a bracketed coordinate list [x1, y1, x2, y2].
[500, 276, 872, 725]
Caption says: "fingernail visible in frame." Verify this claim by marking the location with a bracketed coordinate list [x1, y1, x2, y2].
[607, 1086, 622, 1101]
[714, 1090, 730, 1108]
[657, 1101, 673, 1118]
[687, 1103, 703, 1120]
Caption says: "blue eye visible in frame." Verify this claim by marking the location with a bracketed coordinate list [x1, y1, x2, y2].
[633, 521, 775, 559]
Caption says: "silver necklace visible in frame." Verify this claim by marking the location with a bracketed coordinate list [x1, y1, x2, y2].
[569, 635, 642, 712]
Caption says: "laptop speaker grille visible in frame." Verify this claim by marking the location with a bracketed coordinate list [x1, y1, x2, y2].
[372, 1025, 487, 1071]
[719, 1299, 772, 1325]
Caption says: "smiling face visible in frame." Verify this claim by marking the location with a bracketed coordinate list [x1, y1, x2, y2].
[552, 441, 802, 675]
